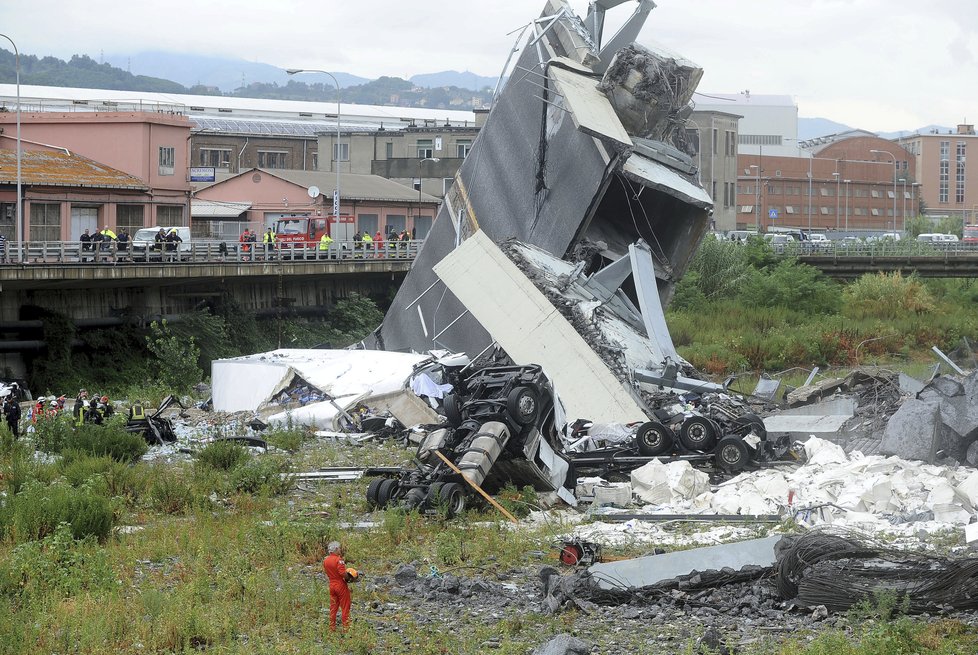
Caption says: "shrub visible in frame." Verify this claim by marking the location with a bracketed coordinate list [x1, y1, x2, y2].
[265, 425, 309, 453]
[0, 480, 113, 542]
[147, 468, 195, 515]
[195, 440, 251, 471]
[32, 414, 77, 454]
[0, 522, 114, 600]
[145, 319, 203, 392]
[739, 261, 842, 314]
[229, 456, 293, 495]
[65, 422, 148, 463]
[843, 272, 935, 320]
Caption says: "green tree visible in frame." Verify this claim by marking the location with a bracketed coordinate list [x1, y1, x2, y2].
[144, 320, 202, 391]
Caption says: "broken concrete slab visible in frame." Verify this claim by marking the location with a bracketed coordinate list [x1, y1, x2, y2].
[763, 414, 852, 442]
[532, 634, 590, 655]
[588, 535, 782, 590]
[879, 399, 943, 464]
[918, 372, 978, 443]
[354, 388, 441, 429]
[630, 459, 710, 506]
[433, 231, 648, 423]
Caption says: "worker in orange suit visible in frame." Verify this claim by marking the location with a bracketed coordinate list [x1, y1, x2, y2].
[323, 541, 357, 630]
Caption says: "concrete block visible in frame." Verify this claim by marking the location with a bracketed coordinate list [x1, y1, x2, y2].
[533, 634, 590, 655]
[763, 414, 851, 442]
[588, 535, 782, 590]
[879, 399, 942, 463]
[592, 482, 632, 508]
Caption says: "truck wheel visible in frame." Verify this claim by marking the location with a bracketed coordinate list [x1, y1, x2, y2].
[376, 478, 398, 509]
[715, 436, 750, 474]
[506, 386, 539, 426]
[679, 416, 718, 452]
[366, 477, 384, 509]
[435, 482, 466, 518]
[443, 394, 463, 427]
[635, 421, 673, 456]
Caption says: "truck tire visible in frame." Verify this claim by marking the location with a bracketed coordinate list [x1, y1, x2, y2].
[506, 386, 539, 426]
[679, 416, 718, 452]
[376, 478, 398, 509]
[715, 436, 750, 474]
[435, 482, 466, 518]
[443, 394, 463, 427]
[366, 477, 385, 509]
[635, 421, 674, 456]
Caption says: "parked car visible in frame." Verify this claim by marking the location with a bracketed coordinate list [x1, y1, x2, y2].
[917, 233, 959, 243]
[727, 230, 759, 243]
[763, 233, 795, 253]
[132, 227, 192, 258]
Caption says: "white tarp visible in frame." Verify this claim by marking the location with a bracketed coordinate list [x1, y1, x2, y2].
[211, 349, 430, 413]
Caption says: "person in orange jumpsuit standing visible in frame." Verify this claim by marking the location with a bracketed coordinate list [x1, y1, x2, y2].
[323, 541, 356, 630]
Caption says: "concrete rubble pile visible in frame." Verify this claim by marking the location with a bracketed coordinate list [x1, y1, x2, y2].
[563, 437, 978, 547]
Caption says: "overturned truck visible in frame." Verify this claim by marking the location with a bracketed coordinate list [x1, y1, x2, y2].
[371, 1, 760, 506]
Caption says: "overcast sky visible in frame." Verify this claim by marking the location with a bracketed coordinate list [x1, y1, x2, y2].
[2, 0, 976, 132]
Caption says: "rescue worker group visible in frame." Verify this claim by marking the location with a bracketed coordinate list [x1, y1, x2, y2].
[25, 389, 143, 429]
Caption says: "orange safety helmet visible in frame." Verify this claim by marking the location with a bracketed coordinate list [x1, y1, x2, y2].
[101, 395, 109, 403]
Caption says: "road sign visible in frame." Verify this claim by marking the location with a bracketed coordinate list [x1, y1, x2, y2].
[768, 209, 779, 219]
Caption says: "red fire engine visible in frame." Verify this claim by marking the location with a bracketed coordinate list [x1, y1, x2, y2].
[273, 214, 356, 247]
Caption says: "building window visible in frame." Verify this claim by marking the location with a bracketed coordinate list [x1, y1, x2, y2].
[725, 130, 736, 157]
[416, 139, 433, 159]
[199, 148, 232, 169]
[722, 182, 728, 208]
[357, 213, 378, 235]
[456, 140, 472, 158]
[956, 141, 966, 204]
[740, 205, 754, 214]
[157, 205, 185, 226]
[116, 205, 144, 232]
[258, 151, 288, 169]
[820, 207, 830, 215]
[384, 214, 406, 236]
[333, 142, 349, 162]
[785, 206, 795, 214]
[712, 181, 717, 202]
[30, 203, 61, 241]
[158, 146, 175, 176]
[311, 151, 318, 170]
[385, 142, 394, 159]
[871, 189, 881, 198]
[940, 140, 950, 204]
[737, 134, 782, 146]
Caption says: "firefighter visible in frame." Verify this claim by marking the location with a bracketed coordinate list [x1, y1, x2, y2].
[318, 232, 334, 259]
[262, 228, 277, 260]
[128, 400, 146, 422]
[73, 389, 89, 426]
[323, 541, 357, 631]
[361, 231, 373, 258]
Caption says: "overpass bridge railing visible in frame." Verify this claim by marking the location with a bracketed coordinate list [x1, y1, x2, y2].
[0, 239, 424, 265]
[772, 241, 978, 258]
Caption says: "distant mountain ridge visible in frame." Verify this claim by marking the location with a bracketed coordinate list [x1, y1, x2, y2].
[799, 117, 956, 142]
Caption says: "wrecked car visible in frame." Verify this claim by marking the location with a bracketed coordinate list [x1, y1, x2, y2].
[125, 395, 182, 445]
[366, 364, 572, 516]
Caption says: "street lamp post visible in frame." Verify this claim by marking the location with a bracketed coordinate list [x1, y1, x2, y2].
[749, 164, 760, 231]
[898, 178, 908, 232]
[286, 68, 342, 224]
[844, 179, 851, 232]
[417, 157, 440, 233]
[870, 149, 897, 232]
[0, 34, 21, 262]
[832, 172, 840, 231]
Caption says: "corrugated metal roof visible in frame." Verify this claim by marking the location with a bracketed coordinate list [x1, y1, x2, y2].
[191, 200, 251, 217]
[0, 149, 148, 190]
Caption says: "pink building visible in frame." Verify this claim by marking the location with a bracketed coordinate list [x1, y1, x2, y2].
[0, 111, 192, 240]
[193, 168, 440, 241]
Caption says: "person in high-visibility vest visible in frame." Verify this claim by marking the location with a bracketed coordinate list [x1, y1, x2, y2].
[262, 228, 277, 260]
[361, 231, 373, 258]
[128, 401, 146, 422]
[319, 233, 334, 259]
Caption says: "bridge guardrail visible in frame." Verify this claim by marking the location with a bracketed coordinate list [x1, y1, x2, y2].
[772, 241, 978, 258]
[0, 239, 424, 265]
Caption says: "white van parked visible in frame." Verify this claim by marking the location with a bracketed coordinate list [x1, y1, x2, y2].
[917, 233, 959, 243]
[132, 226, 192, 257]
